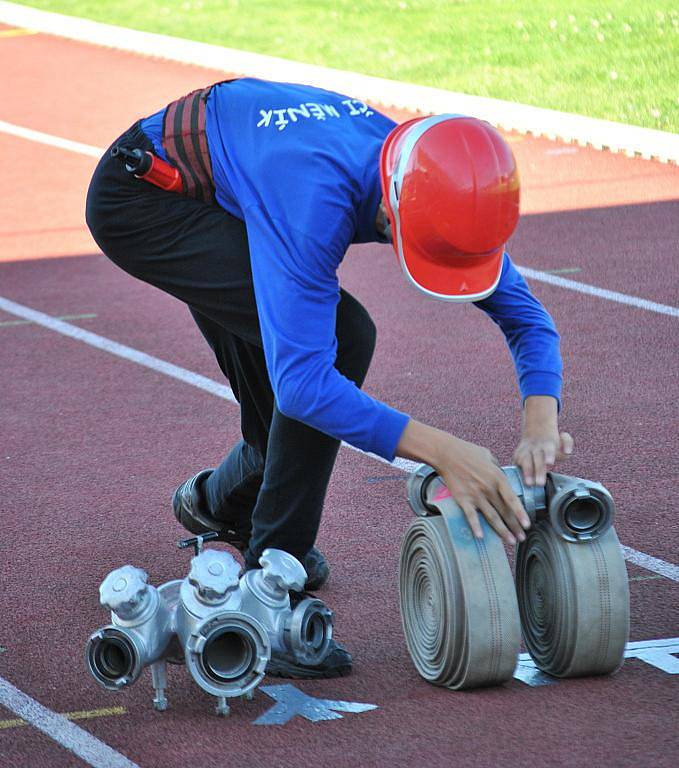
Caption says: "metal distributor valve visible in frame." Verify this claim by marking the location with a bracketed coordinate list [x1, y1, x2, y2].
[99, 565, 152, 620]
[85, 565, 178, 711]
[239, 549, 334, 665]
[187, 548, 241, 603]
[175, 548, 270, 716]
[85, 542, 334, 717]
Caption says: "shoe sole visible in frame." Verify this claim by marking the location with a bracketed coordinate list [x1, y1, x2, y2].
[172, 470, 218, 536]
[173, 471, 250, 551]
[173, 473, 330, 591]
[265, 661, 352, 679]
[304, 567, 330, 591]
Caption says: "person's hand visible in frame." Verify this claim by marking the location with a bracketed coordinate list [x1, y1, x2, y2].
[395, 419, 530, 546]
[434, 436, 531, 546]
[513, 396, 574, 486]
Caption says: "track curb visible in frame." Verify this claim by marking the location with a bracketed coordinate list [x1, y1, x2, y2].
[0, 0, 677, 164]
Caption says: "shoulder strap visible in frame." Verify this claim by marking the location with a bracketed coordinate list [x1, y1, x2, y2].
[162, 87, 215, 203]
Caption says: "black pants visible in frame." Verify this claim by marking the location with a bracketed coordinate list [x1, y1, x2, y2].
[86, 122, 376, 569]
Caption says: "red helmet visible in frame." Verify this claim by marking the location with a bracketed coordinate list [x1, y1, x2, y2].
[379, 115, 520, 302]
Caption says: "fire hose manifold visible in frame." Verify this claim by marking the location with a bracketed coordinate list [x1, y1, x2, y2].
[86, 537, 333, 715]
[399, 465, 630, 689]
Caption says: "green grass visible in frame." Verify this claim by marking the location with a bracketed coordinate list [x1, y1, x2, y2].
[19, 0, 679, 131]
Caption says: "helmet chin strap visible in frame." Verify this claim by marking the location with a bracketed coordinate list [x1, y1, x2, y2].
[376, 199, 393, 243]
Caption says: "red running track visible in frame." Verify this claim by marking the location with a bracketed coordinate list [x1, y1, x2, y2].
[1, 23, 678, 768]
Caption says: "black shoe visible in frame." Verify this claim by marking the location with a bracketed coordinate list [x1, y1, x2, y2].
[303, 546, 330, 590]
[173, 470, 330, 590]
[266, 638, 352, 679]
[172, 469, 249, 551]
[173, 469, 215, 534]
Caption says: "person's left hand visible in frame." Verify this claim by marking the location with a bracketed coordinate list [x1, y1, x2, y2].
[513, 396, 574, 486]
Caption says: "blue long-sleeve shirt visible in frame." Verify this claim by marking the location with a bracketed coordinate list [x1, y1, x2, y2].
[141, 78, 562, 461]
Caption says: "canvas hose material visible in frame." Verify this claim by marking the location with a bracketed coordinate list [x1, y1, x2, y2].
[399, 465, 630, 689]
[515, 520, 630, 678]
[399, 471, 521, 689]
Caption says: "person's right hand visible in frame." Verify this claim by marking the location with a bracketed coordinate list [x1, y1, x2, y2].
[433, 435, 531, 546]
[396, 419, 530, 546]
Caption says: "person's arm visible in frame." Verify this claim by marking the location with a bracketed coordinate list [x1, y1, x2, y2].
[246, 209, 533, 545]
[474, 254, 574, 486]
[244, 204, 409, 460]
[514, 395, 573, 485]
[396, 418, 532, 545]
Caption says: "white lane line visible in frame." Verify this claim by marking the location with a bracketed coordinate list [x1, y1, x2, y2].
[1, 118, 678, 320]
[0, 295, 237, 403]
[0, 294, 414, 469]
[519, 267, 679, 318]
[621, 546, 679, 582]
[0, 0, 677, 163]
[0, 677, 140, 768]
[0, 294, 676, 583]
[0, 312, 97, 328]
[542, 267, 582, 275]
[0, 119, 102, 157]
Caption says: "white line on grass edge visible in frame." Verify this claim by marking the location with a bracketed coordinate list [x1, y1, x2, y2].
[0, 0, 677, 163]
[0, 678, 140, 768]
[1, 294, 678, 585]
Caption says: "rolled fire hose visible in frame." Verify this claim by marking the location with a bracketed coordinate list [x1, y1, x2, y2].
[515, 519, 629, 677]
[399, 466, 521, 689]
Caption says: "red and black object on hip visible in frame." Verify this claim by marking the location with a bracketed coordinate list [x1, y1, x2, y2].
[111, 145, 184, 194]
